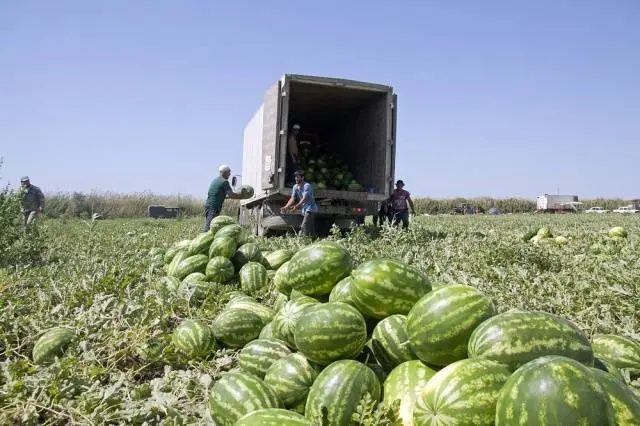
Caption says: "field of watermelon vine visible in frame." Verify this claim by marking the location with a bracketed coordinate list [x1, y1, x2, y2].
[1, 213, 639, 424]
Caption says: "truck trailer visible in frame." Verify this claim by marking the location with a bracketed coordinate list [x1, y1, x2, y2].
[536, 194, 582, 213]
[238, 74, 397, 236]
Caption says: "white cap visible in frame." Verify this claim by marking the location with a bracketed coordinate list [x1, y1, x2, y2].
[219, 164, 231, 173]
[292, 124, 300, 130]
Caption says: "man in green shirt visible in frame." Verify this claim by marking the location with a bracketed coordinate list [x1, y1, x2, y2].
[203, 165, 243, 232]
[20, 176, 45, 226]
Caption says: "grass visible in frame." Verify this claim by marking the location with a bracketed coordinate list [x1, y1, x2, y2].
[1, 213, 639, 424]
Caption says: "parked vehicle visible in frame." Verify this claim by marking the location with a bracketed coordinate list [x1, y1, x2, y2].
[584, 207, 609, 214]
[536, 194, 582, 213]
[612, 205, 640, 214]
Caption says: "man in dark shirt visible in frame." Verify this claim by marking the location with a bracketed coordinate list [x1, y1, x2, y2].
[20, 176, 45, 226]
[203, 165, 243, 232]
[387, 179, 416, 229]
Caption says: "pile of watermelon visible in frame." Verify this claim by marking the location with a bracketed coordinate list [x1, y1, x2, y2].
[298, 143, 363, 191]
[32, 215, 640, 425]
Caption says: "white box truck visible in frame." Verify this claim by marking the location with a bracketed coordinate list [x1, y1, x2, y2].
[536, 194, 581, 213]
[238, 74, 397, 236]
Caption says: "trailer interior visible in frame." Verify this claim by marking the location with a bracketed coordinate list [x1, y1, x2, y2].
[287, 80, 392, 195]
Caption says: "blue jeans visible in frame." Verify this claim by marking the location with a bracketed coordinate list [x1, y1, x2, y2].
[392, 209, 410, 229]
[203, 207, 219, 232]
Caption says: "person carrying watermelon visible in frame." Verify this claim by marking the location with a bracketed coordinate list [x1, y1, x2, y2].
[281, 170, 318, 237]
[387, 179, 416, 229]
[203, 165, 243, 232]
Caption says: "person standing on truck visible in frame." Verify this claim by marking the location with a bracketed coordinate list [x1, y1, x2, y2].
[203, 165, 243, 232]
[387, 179, 416, 229]
[281, 170, 317, 238]
[20, 176, 45, 226]
[287, 124, 301, 185]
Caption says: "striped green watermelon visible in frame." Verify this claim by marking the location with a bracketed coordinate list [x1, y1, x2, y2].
[328, 276, 355, 305]
[208, 371, 283, 425]
[188, 232, 215, 255]
[209, 215, 236, 236]
[171, 319, 216, 359]
[208, 237, 237, 259]
[273, 292, 288, 312]
[160, 276, 181, 293]
[172, 254, 209, 280]
[264, 249, 294, 270]
[214, 223, 247, 244]
[289, 289, 306, 300]
[495, 355, 615, 426]
[235, 408, 312, 425]
[182, 272, 206, 283]
[272, 297, 320, 349]
[32, 327, 75, 364]
[259, 322, 274, 339]
[228, 291, 253, 303]
[407, 284, 497, 367]
[264, 352, 319, 408]
[305, 359, 381, 425]
[591, 367, 640, 424]
[212, 308, 264, 349]
[273, 261, 292, 294]
[205, 256, 235, 283]
[282, 241, 353, 296]
[239, 338, 292, 378]
[468, 310, 594, 370]
[163, 239, 191, 264]
[166, 249, 190, 277]
[232, 243, 264, 271]
[187, 280, 217, 302]
[592, 334, 640, 371]
[225, 298, 275, 326]
[240, 262, 268, 293]
[370, 314, 417, 371]
[293, 302, 367, 365]
[414, 358, 511, 425]
[594, 357, 625, 381]
[350, 258, 431, 319]
[382, 360, 437, 426]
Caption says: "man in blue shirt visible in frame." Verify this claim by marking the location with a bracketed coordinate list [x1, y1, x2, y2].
[282, 170, 318, 237]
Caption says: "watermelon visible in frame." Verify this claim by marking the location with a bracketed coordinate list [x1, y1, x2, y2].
[232, 243, 264, 271]
[171, 254, 209, 280]
[382, 360, 437, 426]
[294, 302, 367, 365]
[225, 299, 275, 326]
[495, 355, 615, 426]
[264, 249, 294, 270]
[305, 360, 381, 425]
[240, 262, 268, 293]
[163, 239, 191, 263]
[264, 352, 319, 408]
[187, 280, 217, 302]
[182, 272, 206, 283]
[215, 223, 247, 244]
[235, 409, 312, 425]
[591, 367, 640, 424]
[212, 308, 264, 348]
[282, 241, 353, 296]
[259, 322, 274, 339]
[594, 357, 625, 381]
[205, 256, 235, 283]
[32, 327, 75, 365]
[407, 284, 497, 367]
[227, 291, 253, 303]
[238, 338, 292, 379]
[240, 184, 255, 199]
[208, 215, 237, 236]
[208, 371, 283, 425]
[160, 276, 181, 293]
[592, 334, 640, 371]
[273, 292, 288, 312]
[166, 249, 189, 277]
[208, 237, 237, 259]
[468, 310, 594, 370]
[188, 232, 215, 255]
[272, 297, 320, 349]
[370, 314, 417, 371]
[328, 276, 354, 305]
[608, 226, 628, 238]
[414, 358, 511, 425]
[350, 258, 431, 319]
[171, 319, 216, 359]
[273, 261, 292, 294]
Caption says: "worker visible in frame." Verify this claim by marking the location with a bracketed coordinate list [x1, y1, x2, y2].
[20, 176, 45, 226]
[203, 165, 243, 232]
[387, 179, 416, 229]
[281, 170, 317, 238]
[373, 199, 390, 227]
[287, 124, 301, 184]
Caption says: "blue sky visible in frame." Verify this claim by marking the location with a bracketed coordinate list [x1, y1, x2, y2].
[1, 0, 638, 200]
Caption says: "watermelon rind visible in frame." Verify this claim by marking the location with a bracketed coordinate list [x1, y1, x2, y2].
[205, 256, 235, 283]
[235, 408, 312, 425]
[232, 243, 264, 271]
[212, 308, 264, 349]
[264, 249, 294, 270]
[382, 360, 437, 426]
[208, 215, 237, 236]
[238, 338, 292, 379]
[264, 352, 319, 408]
[592, 334, 640, 371]
[171, 319, 216, 359]
[328, 276, 355, 306]
[208, 237, 237, 259]
[590, 367, 640, 425]
[225, 299, 275, 326]
[370, 314, 417, 371]
[271, 297, 320, 349]
[32, 327, 75, 365]
[240, 261, 268, 293]
[172, 254, 209, 280]
[188, 232, 215, 255]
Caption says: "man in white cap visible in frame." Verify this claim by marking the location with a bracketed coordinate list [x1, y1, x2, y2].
[203, 165, 243, 232]
[20, 176, 45, 226]
[287, 124, 301, 184]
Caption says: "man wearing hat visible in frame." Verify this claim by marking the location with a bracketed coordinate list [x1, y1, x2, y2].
[20, 176, 45, 226]
[282, 170, 318, 237]
[203, 165, 243, 232]
[387, 179, 416, 229]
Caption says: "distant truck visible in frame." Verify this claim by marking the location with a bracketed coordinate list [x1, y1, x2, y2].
[536, 194, 582, 213]
[148, 205, 180, 219]
[238, 74, 397, 236]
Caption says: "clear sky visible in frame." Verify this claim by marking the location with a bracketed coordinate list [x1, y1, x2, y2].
[1, 0, 639, 200]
